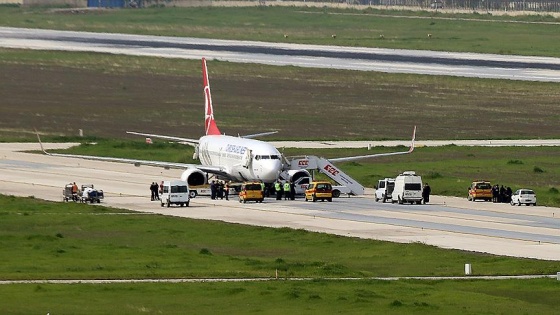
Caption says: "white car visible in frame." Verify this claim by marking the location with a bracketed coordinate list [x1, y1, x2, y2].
[510, 189, 537, 206]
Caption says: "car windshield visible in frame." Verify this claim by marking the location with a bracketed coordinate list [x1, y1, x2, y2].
[476, 183, 492, 189]
[244, 184, 262, 190]
[316, 184, 331, 190]
[405, 183, 422, 191]
[171, 185, 188, 193]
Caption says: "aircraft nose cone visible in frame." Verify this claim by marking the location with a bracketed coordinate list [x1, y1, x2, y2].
[261, 161, 282, 183]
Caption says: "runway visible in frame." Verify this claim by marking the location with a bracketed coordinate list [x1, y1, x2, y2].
[1, 143, 559, 261]
[1, 27, 560, 82]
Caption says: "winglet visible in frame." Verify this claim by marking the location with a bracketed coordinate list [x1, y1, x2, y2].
[34, 128, 50, 155]
[408, 126, 416, 153]
[202, 58, 221, 136]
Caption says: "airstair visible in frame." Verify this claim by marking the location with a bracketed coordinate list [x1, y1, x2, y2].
[283, 156, 365, 196]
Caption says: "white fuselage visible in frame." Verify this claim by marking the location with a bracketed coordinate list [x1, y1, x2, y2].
[198, 135, 283, 183]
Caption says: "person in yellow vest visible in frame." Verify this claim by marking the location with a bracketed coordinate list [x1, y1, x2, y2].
[283, 181, 291, 200]
[275, 181, 282, 200]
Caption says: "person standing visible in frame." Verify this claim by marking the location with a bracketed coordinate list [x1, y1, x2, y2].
[150, 182, 156, 201]
[225, 181, 230, 201]
[71, 182, 79, 201]
[290, 181, 296, 200]
[283, 181, 291, 200]
[210, 180, 216, 200]
[422, 183, 431, 204]
[275, 180, 282, 200]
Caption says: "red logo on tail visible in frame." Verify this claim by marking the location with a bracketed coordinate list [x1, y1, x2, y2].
[202, 58, 221, 136]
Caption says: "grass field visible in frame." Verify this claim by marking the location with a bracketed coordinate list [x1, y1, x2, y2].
[1, 195, 559, 314]
[0, 6, 560, 57]
[1, 50, 559, 141]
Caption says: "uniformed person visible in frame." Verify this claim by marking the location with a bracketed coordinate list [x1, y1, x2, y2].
[275, 181, 282, 200]
[283, 181, 291, 200]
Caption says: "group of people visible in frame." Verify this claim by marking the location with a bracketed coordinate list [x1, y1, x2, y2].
[150, 181, 163, 201]
[274, 180, 296, 201]
[492, 184, 513, 203]
[210, 180, 230, 200]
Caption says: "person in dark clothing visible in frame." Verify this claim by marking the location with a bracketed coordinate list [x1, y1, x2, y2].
[225, 182, 230, 201]
[422, 183, 431, 204]
[150, 182, 157, 201]
[218, 181, 224, 199]
[499, 185, 506, 203]
[210, 180, 216, 200]
[492, 184, 499, 203]
[506, 186, 513, 203]
[290, 181, 296, 200]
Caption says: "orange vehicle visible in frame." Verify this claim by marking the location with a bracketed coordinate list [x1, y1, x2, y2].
[467, 180, 492, 201]
[238, 182, 264, 203]
[304, 181, 333, 202]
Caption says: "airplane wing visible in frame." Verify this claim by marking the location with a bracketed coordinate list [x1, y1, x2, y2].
[327, 126, 416, 163]
[240, 131, 278, 139]
[35, 132, 227, 176]
[126, 131, 199, 146]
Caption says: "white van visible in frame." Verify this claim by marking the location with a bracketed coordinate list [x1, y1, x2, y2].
[375, 178, 395, 203]
[391, 171, 423, 204]
[160, 180, 190, 207]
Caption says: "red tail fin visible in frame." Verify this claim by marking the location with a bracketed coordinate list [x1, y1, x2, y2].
[202, 58, 221, 136]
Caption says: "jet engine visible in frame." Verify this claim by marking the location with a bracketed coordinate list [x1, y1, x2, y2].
[180, 168, 206, 186]
[283, 169, 311, 183]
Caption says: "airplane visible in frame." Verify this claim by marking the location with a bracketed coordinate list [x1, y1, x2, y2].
[37, 58, 416, 187]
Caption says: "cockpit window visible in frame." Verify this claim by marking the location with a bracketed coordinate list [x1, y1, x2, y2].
[254, 155, 280, 160]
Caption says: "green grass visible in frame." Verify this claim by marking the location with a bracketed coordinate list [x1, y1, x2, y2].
[0, 6, 559, 57]
[45, 140, 560, 207]
[1, 49, 559, 141]
[6, 194, 560, 280]
[1, 194, 560, 314]
[2, 279, 560, 314]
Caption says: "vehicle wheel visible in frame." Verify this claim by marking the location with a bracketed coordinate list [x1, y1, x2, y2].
[382, 196, 387, 203]
[186, 202, 189, 207]
[398, 196, 403, 204]
[160, 202, 164, 207]
[510, 201, 514, 206]
[375, 197, 379, 202]
[167, 201, 170, 208]
[517, 201, 521, 206]
[327, 198, 332, 202]
[189, 191, 197, 199]
[391, 199, 395, 204]
[239, 199, 242, 203]
[533, 203, 537, 206]
[260, 199, 264, 203]
[467, 195, 471, 201]
[332, 190, 341, 198]
[97, 199, 101, 203]
[416, 200, 421, 205]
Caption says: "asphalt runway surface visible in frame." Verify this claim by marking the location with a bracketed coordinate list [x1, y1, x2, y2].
[1, 27, 560, 82]
[1, 143, 559, 261]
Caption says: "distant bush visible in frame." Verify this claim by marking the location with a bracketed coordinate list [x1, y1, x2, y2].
[549, 187, 559, 194]
[507, 159, 523, 165]
[533, 166, 545, 173]
[199, 248, 212, 255]
[425, 171, 443, 179]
